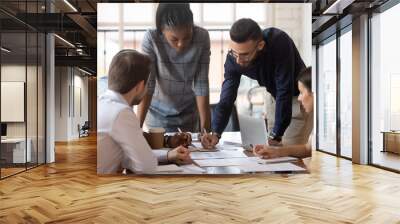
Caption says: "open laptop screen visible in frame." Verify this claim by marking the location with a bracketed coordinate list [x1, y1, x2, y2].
[238, 114, 267, 147]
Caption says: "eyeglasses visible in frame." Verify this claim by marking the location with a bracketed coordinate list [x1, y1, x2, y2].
[228, 41, 260, 62]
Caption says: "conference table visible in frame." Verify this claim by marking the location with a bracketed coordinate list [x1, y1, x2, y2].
[127, 132, 308, 176]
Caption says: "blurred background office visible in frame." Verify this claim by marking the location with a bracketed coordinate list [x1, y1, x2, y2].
[97, 3, 312, 120]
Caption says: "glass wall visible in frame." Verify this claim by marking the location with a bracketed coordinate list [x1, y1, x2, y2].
[0, 2, 46, 179]
[27, 30, 38, 169]
[370, 3, 400, 171]
[1, 30, 28, 177]
[37, 31, 46, 165]
[316, 26, 353, 159]
[317, 37, 337, 154]
[339, 29, 352, 158]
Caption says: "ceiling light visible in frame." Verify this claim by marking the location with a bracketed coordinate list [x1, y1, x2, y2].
[323, 0, 355, 15]
[1, 47, 11, 53]
[54, 34, 75, 48]
[78, 67, 93, 76]
[63, 0, 78, 12]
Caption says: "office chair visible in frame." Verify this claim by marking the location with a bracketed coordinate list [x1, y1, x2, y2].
[79, 121, 90, 138]
[247, 86, 266, 117]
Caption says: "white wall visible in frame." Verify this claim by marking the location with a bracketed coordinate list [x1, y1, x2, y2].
[1, 63, 46, 163]
[1, 65, 36, 138]
[266, 3, 312, 67]
[72, 73, 89, 138]
[75, 74, 89, 122]
[55, 66, 68, 141]
[55, 67, 89, 141]
[1, 65, 26, 135]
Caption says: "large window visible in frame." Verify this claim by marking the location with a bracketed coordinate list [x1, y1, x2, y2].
[97, 3, 312, 107]
[339, 29, 352, 158]
[316, 26, 353, 159]
[317, 37, 337, 154]
[370, 3, 400, 171]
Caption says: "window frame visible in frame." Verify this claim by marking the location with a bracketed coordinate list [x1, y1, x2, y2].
[0, 1, 47, 180]
[368, 0, 400, 173]
[315, 24, 353, 161]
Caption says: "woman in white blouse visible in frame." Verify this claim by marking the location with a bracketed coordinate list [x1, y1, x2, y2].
[253, 67, 313, 159]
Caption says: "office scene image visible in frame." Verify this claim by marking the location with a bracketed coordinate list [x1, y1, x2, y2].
[97, 3, 313, 175]
[1, 1, 400, 223]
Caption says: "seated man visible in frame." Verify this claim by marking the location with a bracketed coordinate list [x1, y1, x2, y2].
[98, 49, 191, 174]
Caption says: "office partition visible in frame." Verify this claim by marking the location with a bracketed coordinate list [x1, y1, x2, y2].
[0, 1, 47, 179]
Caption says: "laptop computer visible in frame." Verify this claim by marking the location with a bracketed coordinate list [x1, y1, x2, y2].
[237, 114, 267, 151]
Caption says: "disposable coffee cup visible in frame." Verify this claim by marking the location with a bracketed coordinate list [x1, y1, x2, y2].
[148, 128, 165, 149]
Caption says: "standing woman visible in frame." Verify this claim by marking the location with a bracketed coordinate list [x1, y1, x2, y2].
[138, 3, 211, 133]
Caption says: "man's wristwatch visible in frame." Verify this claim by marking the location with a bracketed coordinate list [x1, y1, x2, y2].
[268, 131, 282, 142]
[211, 132, 221, 139]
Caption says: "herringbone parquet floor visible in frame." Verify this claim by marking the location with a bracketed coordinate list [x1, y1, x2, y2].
[1, 135, 400, 224]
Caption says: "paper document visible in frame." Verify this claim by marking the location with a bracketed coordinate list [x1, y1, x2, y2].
[259, 156, 299, 164]
[154, 164, 206, 174]
[191, 133, 199, 141]
[240, 162, 306, 173]
[221, 141, 242, 147]
[194, 157, 262, 167]
[180, 164, 206, 174]
[219, 145, 243, 151]
[155, 164, 183, 173]
[190, 151, 247, 160]
[189, 142, 220, 152]
[189, 142, 242, 152]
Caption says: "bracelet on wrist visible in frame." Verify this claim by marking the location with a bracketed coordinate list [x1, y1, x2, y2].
[166, 149, 172, 163]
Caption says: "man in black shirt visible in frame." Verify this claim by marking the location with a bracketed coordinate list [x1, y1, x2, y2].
[201, 18, 312, 148]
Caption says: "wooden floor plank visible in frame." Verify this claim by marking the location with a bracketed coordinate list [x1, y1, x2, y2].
[0, 135, 400, 223]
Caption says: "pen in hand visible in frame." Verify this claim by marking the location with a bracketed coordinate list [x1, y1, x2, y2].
[202, 128, 207, 136]
[246, 143, 254, 152]
[201, 128, 215, 149]
[177, 127, 190, 147]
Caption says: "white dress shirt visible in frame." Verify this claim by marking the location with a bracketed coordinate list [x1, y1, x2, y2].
[97, 90, 168, 174]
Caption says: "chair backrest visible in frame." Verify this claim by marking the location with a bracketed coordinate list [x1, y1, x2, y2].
[247, 86, 266, 116]
[82, 121, 90, 129]
[210, 104, 240, 132]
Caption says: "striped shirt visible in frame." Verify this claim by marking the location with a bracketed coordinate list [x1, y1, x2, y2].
[141, 26, 210, 132]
